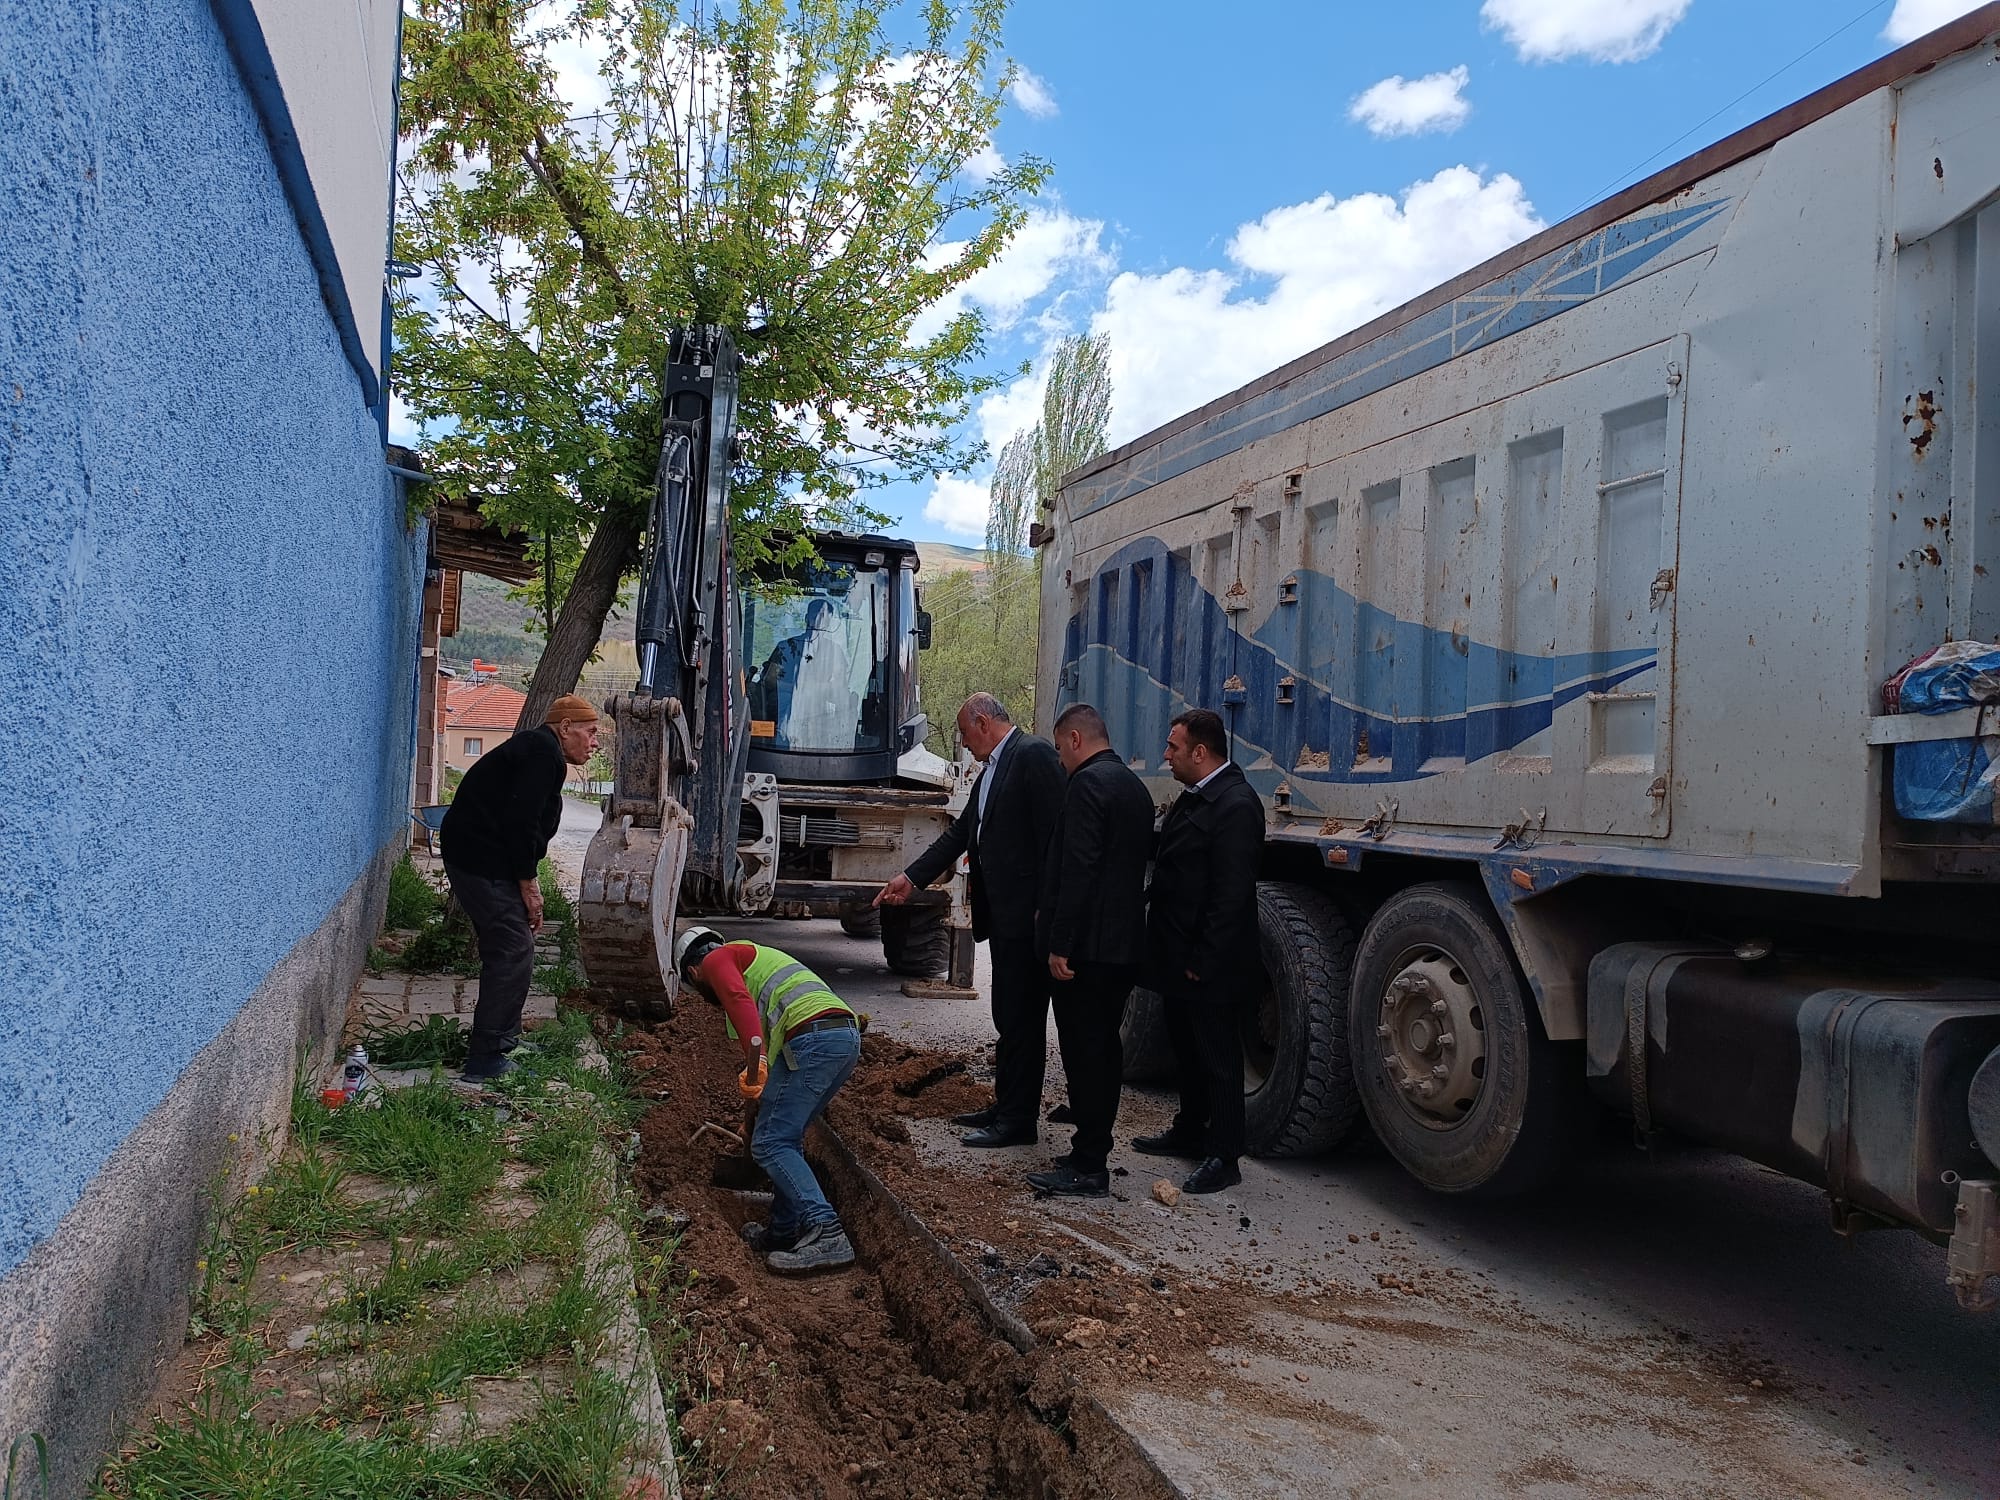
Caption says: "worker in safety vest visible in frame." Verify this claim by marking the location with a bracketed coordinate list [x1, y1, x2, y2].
[674, 926, 861, 1274]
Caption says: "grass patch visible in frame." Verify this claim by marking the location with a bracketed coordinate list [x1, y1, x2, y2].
[397, 910, 481, 976]
[534, 858, 583, 997]
[324, 1079, 505, 1233]
[250, 1146, 368, 1249]
[357, 1014, 470, 1070]
[384, 854, 443, 931]
[104, 1007, 654, 1499]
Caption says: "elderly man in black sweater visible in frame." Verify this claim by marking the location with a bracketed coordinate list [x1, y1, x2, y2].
[439, 694, 599, 1080]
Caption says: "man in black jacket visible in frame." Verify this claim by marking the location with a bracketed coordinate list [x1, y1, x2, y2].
[1026, 704, 1155, 1197]
[1138, 707, 1265, 1193]
[876, 692, 1064, 1146]
[439, 694, 600, 1081]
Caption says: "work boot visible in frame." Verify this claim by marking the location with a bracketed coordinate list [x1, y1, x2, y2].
[766, 1223, 857, 1275]
[1131, 1129, 1203, 1158]
[460, 1054, 516, 1084]
[740, 1221, 797, 1254]
[1182, 1157, 1242, 1195]
[1026, 1163, 1109, 1198]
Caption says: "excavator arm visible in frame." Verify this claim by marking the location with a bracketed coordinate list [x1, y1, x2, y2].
[578, 326, 750, 1020]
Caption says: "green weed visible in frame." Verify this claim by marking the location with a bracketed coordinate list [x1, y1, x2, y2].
[324, 1080, 503, 1233]
[383, 854, 443, 931]
[251, 1147, 366, 1249]
[357, 1015, 469, 1070]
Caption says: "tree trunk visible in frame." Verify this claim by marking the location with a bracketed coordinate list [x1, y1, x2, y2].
[514, 507, 644, 730]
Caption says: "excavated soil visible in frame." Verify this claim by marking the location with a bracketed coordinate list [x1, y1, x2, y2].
[617, 1011, 1181, 1500]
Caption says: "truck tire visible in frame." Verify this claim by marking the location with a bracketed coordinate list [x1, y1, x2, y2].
[1243, 881, 1362, 1158]
[881, 904, 949, 978]
[1120, 987, 1176, 1084]
[1347, 881, 1565, 1195]
[838, 900, 881, 940]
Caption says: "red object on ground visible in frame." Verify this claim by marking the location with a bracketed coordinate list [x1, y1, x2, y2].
[321, 1088, 346, 1109]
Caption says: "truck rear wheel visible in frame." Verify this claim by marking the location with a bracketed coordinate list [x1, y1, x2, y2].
[838, 900, 881, 940]
[1348, 881, 1563, 1195]
[1120, 987, 1176, 1083]
[881, 904, 949, 978]
[1243, 881, 1362, 1158]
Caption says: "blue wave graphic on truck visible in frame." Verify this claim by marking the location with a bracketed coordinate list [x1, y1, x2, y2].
[1058, 539, 1656, 784]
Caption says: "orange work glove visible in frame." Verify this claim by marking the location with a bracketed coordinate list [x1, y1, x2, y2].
[737, 1056, 767, 1100]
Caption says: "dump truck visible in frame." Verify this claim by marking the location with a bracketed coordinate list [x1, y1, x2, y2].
[578, 327, 971, 1018]
[1040, 10, 2000, 1307]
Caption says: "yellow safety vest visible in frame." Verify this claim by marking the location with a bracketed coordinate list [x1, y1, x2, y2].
[726, 944, 852, 1064]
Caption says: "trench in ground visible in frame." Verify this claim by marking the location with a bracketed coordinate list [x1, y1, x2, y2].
[619, 1012, 1183, 1500]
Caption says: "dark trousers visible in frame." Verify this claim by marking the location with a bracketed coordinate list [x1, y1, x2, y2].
[444, 865, 535, 1065]
[1163, 990, 1245, 1161]
[989, 934, 1051, 1131]
[1051, 963, 1135, 1172]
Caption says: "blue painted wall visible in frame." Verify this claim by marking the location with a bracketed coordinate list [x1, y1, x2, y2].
[0, 0, 421, 1271]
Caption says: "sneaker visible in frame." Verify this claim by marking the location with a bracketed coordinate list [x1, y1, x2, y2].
[460, 1055, 517, 1084]
[1026, 1164, 1109, 1197]
[766, 1223, 856, 1275]
[739, 1221, 798, 1254]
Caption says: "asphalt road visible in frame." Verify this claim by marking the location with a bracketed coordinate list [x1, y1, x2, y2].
[541, 814, 1999, 1496]
[731, 917, 2000, 1499]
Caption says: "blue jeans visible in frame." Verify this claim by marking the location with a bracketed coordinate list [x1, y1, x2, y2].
[749, 1025, 861, 1237]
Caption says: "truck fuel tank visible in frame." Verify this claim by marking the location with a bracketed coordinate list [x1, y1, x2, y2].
[1586, 945, 2000, 1236]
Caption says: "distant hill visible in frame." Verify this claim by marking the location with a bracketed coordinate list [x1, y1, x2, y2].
[445, 539, 989, 667]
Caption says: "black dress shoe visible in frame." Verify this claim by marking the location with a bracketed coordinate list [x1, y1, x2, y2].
[1046, 1103, 1075, 1124]
[962, 1123, 1037, 1148]
[1182, 1156, 1242, 1194]
[951, 1106, 998, 1129]
[1131, 1130, 1205, 1158]
[1026, 1163, 1109, 1197]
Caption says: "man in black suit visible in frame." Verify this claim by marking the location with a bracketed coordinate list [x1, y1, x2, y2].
[876, 692, 1064, 1146]
[1137, 707, 1266, 1194]
[1026, 704, 1155, 1197]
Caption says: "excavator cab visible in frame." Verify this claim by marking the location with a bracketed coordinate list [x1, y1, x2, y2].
[742, 536, 930, 783]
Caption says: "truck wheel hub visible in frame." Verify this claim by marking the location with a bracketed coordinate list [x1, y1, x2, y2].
[1377, 953, 1487, 1125]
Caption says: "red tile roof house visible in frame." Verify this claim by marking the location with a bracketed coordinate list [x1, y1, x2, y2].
[443, 673, 597, 786]
[443, 675, 529, 777]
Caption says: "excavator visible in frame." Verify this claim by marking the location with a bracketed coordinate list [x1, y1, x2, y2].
[576, 326, 972, 1018]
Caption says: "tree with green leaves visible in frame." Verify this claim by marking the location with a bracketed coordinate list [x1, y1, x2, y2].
[394, 0, 1048, 726]
[923, 331, 1111, 748]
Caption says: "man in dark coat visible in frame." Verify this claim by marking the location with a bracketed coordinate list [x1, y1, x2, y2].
[1026, 704, 1155, 1197]
[439, 694, 600, 1081]
[1137, 707, 1265, 1193]
[876, 692, 1064, 1146]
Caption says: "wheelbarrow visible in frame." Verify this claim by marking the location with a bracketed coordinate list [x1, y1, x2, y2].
[411, 803, 449, 854]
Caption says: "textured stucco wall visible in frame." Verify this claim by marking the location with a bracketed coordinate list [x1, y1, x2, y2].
[0, 0, 421, 1277]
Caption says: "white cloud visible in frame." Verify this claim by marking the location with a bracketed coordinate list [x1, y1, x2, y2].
[1481, 0, 1692, 63]
[922, 473, 994, 537]
[964, 142, 1007, 182]
[1090, 165, 1544, 446]
[1349, 66, 1472, 138]
[1011, 67, 1058, 118]
[1883, 0, 1985, 42]
[910, 208, 1111, 343]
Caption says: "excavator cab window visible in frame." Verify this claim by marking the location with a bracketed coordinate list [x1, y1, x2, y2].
[745, 559, 893, 754]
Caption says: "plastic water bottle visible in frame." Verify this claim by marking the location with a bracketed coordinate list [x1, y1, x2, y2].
[342, 1045, 369, 1101]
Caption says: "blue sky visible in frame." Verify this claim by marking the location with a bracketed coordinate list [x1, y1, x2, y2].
[887, 0, 1990, 541]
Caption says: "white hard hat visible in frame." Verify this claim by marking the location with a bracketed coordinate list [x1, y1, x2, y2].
[673, 924, 725, 973]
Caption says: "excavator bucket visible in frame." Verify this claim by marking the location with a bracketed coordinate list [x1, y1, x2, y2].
[578, 691, 693, 1022]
